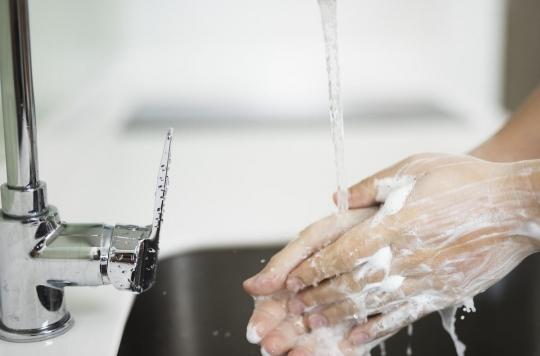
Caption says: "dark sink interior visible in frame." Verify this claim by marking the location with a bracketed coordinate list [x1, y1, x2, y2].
[118, 246, 540, 356]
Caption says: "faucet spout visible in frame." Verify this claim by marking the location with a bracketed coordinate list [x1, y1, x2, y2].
[0, 0, 46, 217]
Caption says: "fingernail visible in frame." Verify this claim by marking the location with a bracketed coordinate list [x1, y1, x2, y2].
[246, 323, 262, 344]
[350, 330, 370, 345]
[308, 314, 328, 329]
[288, 298, 306, 315]
[260, 346, 271, 356]
[286, 277, 305, 292]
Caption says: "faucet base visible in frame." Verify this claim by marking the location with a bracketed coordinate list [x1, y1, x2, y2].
[0, 312, 73, 343]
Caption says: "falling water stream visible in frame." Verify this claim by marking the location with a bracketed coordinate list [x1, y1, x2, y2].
[317, 0, 349, 213]
[314, 1, 470, 355]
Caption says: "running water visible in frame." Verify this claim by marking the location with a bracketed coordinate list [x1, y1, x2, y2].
[439, 307, 466, 356]
[313, 2, 474, 356]
[317, 0, 349, 213]
[379, 341, 387, 356]
[406, 324, 414, 356]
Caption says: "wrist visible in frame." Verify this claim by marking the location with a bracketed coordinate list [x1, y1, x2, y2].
[504, 160, 540, 248]
[510, 160, 540, 203]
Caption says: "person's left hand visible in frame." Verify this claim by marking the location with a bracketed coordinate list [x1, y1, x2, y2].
[243, 209, 377, 354]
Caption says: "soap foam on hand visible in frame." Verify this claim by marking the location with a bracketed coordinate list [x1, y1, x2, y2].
[288, 155, 540, 356]
[371, 175, 416, 226]
[346, 247, 406, 321]
[248, 0, 540, 347]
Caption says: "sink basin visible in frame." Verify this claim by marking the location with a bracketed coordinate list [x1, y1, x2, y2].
[118, 246, 540, 356]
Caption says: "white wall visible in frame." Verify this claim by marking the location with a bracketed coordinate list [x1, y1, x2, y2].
[29, 0, 125, 118]
[27, 0, 507, 124]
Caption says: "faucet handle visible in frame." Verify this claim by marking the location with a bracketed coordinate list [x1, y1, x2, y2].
[149, 127, 173, 243]
[107, 129, 173, 293]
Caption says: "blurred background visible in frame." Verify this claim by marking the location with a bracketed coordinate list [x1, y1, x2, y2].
[1, 0, 539, 251]
[28, 0, 540, 124]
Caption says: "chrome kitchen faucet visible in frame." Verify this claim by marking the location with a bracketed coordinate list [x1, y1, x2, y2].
[0, 0, 172, 342]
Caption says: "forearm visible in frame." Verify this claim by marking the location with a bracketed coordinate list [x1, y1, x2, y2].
[471, 87, 540, 162]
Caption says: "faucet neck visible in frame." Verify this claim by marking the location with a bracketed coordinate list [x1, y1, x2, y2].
[0, 0, 47, 217]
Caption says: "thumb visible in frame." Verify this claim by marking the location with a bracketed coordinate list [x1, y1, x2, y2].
[334, 158, 410, 209]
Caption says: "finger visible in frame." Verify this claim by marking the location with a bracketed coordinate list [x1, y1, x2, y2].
[286, 223, 391, 292]
[260, 315, 307, 356]
[344, 153, 463, 209]
[246, 296, 288, 344]
[288, 267, 385, 314]
[287, 348, 311, 356]
[306, 299, 358, 329]
[344, 158, 411, 209]
[305, 277, 413, 329]
[287, 322, 357, 356]
[244, 208, 376, 296]
[342, 332, 397, 356]
[345, 300, 429, 347]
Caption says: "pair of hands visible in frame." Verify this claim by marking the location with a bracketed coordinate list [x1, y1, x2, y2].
[243, 153, 540, 356]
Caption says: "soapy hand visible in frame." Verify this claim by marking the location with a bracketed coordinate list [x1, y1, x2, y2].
[244, 153, 540, 355]
[243, 208, 377, 350]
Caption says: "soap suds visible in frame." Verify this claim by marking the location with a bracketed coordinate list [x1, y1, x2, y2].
[462, 297, 476, 313]
[513, 221, 540, 240]
[379, 275, 405, 293]
[347, 247, 407, 322]
[354, 246, 393, 278]
[372, 175, 416, 226]
[375, 175, 416, 202]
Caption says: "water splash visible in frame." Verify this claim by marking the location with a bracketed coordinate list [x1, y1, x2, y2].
[317, 0, 349, 213]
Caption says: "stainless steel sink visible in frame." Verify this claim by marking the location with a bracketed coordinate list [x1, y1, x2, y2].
[118, 246, 540, 356]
